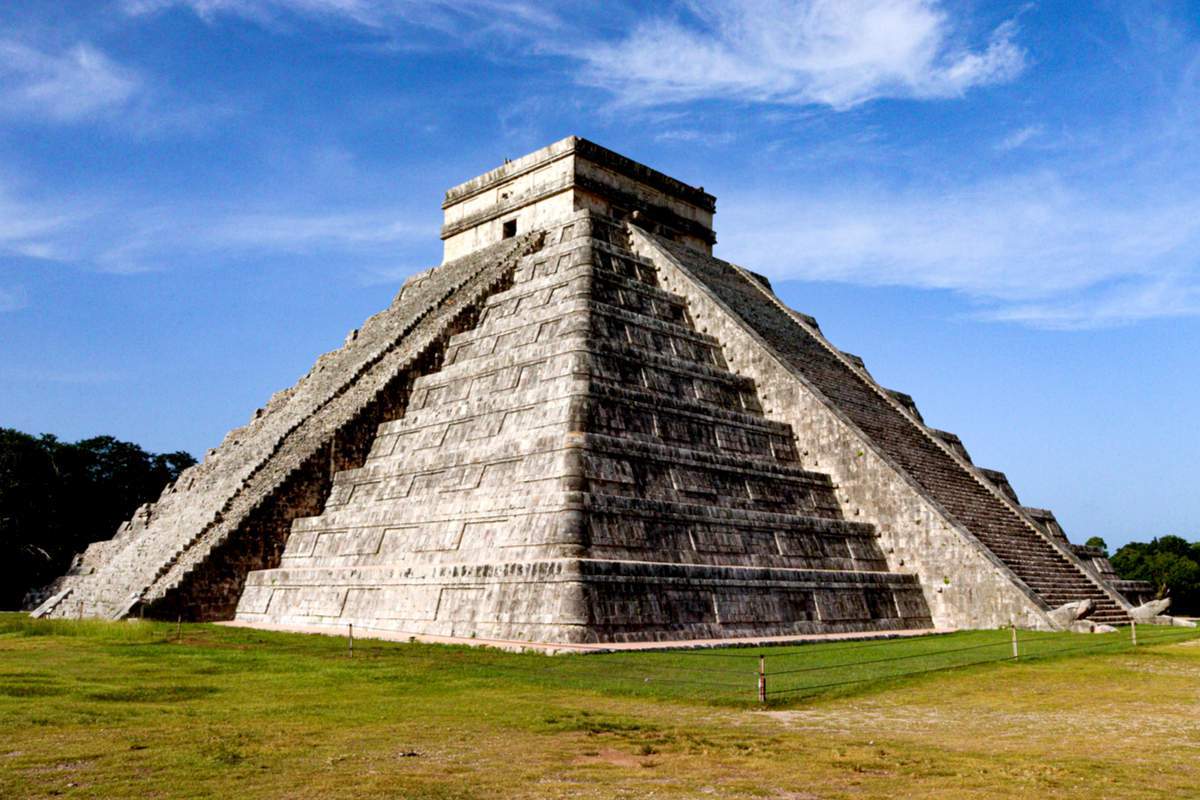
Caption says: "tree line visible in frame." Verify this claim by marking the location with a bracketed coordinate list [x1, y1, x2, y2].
[1087, 534, 1200, 615]
[0, 428, 195, 609]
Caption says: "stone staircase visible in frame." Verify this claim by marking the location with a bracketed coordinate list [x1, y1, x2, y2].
[955, 524, 1128, 624]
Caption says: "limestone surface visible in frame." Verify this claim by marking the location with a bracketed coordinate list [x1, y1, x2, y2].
[1130, 599, 1171, 620]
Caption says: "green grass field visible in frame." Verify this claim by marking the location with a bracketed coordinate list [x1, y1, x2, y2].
[2, 612, 1198, 799]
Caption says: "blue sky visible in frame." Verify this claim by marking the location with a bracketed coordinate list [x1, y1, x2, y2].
[1, 0, 1197, 548]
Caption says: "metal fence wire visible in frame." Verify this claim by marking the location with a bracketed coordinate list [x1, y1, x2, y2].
[154, 620, 1200, 706]
[761, 625, 1198, 700]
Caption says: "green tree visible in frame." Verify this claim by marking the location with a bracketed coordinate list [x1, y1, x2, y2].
[0, 429, 195, 609]
[0, 430, 63, 609]
[1112, 536, 1200, 614]
[1084, 536, 1108, 556]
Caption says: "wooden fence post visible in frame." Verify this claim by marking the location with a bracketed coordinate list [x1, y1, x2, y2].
[1011, 623, 1019, 660]
[1131, 618, 1137, 647]
[757, 656, 766, 704]
[348, 623, 354, 657]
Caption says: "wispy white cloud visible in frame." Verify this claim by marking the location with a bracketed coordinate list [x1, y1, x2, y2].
[576, 1, 1026, 109]
[125, 0, 1024, 112]
[0, 40, 141, 122]
[78, 205, 433, 274]
[206, 210, 432, 252]
[996, 123, 1044, 151]
[705, 6, 1200, 330]
[0, 191, 434, 275]
[0, 181, 78, 261]
[719, 165, 1200, 329]
[124, 0, 385, 26]
[0, 130, 434, 274]
[0, 36, 232, 134]
[654, 129, 737, 146]
[979, 278, 1200, 329]
[123, 0, 565, 40]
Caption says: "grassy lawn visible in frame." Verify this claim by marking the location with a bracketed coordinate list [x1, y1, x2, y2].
[1, 613, 1198, 799]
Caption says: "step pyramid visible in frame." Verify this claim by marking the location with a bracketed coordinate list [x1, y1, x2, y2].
[235, 212, 930, 642]
[34, 136, 1130, 640]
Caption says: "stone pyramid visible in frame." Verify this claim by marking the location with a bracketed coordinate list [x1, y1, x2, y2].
[34, 137, 1133, 643]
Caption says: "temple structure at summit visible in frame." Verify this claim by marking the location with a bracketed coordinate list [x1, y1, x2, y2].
[32, 136, 1147, 643]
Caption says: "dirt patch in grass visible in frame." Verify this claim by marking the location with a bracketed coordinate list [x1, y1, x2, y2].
[540, 709, 658, 736]
[571, 747, 653, 768]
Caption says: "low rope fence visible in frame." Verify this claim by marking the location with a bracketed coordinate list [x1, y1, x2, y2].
[156, 618, 1200, 706]
[760, 624, 1197, 701]
[16, 612, 1192, 706]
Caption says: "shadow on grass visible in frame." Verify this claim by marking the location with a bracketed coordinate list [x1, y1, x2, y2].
[85, 685, 221, 703]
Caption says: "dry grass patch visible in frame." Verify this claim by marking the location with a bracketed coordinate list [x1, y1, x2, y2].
[1, 613, 1197, 798]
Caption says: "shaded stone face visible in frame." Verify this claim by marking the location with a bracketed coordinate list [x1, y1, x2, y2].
[33, 137, 1133, 642]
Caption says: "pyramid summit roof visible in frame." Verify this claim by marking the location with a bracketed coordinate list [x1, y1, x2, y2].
[440, 136, 716, 262]
[442, 135, 716, 211]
